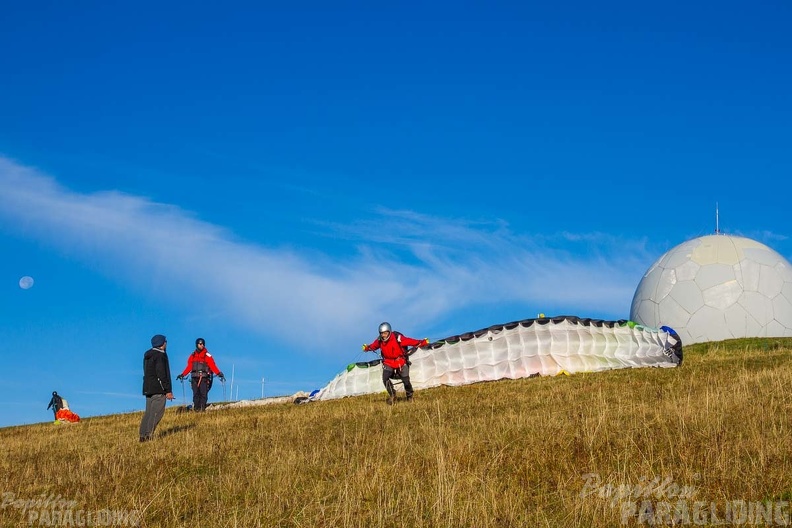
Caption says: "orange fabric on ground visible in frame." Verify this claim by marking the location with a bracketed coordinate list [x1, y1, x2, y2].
[56, 408, 81, 422]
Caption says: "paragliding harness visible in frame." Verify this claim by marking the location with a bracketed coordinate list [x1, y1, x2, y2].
[191, 358, 213, 390]
[380, 332, 416, 384]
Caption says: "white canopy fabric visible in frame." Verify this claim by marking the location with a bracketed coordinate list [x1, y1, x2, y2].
[317, 316, 682, 400]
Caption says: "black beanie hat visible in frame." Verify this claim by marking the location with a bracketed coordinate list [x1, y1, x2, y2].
[196, 337, 205, 346]
[151, 334, 167, 347]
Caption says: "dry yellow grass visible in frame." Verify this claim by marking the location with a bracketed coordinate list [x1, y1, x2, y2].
[3, 338, 792, 527]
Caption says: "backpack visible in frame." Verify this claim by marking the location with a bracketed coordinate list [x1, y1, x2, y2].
[392, 332, 414, 365]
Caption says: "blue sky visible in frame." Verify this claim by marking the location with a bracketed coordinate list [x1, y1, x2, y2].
[1, 1, 790, 427]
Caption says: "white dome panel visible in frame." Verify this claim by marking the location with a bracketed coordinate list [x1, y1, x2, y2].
[629, 292, 641, 317]
[631, 299, 658, 328]
[703, 280, 742, 310]
[738, 259, 762, 291]
[724, 304, 751, 337]
[656, 268, 677, 301]
[664, 243, 698, 268]
[758, 265, 784, 298]
[731, 305, 763, 338]
[676, 260, 700, 282]
[765, 320, 786, 338]
[744, 246, 787, 266]
[688, 305, 730, 341]
[669, 280, 705, 314]
[715, 240, 740, 265]
[656, 294, 692, 328]
[734, 238, 767, 250]
[772, 295, 792, 327]
[636, 266, 664, 301]
[694, 263, 735, 290]
[775, 260, 792, 278]
[690, 238, 724, 266]
[739, 291, 775, 326]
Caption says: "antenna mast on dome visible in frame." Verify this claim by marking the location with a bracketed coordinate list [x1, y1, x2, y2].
[715, 202, 720, 234]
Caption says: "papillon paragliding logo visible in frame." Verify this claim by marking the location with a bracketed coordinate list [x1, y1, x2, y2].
[579, 473, 792, 526]
[1, 491, 141, 526]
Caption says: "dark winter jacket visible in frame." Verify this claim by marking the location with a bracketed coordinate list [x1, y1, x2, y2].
[142, 347, 173, 396]
[47, 393, 63, 412]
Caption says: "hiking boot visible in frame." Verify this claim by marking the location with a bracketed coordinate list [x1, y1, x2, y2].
[386, 395, 395, 406]
[406, 394, 414, 402]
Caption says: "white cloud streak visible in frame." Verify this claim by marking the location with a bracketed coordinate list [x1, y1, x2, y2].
[0, 156, 651, 346]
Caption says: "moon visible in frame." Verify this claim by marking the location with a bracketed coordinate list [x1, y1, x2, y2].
[19, 276, 34, 290]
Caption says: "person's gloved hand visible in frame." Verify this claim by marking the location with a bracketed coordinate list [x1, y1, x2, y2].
[176, 374, 184, 381]
[217, 372, 225, 381]
[362, 344, 369, 352]
[422, 338, 430, 347]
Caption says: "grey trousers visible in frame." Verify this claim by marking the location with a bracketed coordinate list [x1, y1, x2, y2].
[139, 393, 167, 440]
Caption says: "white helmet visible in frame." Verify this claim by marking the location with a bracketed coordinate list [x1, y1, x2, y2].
[378, 322, 392, 334]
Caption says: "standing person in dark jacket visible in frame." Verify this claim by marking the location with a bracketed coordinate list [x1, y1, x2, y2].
[363, 322, 429, 405]
[177, 338, 225, 412]
[140, 334, 174, 442]
[46, 391, 63, 420]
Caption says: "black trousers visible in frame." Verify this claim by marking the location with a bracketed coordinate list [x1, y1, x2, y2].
[382, 364, 413, 397]
[191, 376, 212, 411]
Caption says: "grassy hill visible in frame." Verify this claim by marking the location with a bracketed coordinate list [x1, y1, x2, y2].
[3, 338, 792, 527]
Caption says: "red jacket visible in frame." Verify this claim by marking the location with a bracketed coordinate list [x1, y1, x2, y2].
[365, 332, 427, 369]
[180, 349, 221, 378]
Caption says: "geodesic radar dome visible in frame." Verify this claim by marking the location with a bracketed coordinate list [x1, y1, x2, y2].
[630, 234, 792, 345]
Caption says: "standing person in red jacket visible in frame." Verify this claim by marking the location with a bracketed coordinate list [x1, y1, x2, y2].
[363, 322, 429, 405]
[177, 338, 225, 411]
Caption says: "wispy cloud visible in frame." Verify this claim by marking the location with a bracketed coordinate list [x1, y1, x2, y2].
[0, 156, 650, 346]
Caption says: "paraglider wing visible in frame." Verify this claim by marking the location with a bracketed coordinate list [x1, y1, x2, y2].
[317, 316, 682, 400]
